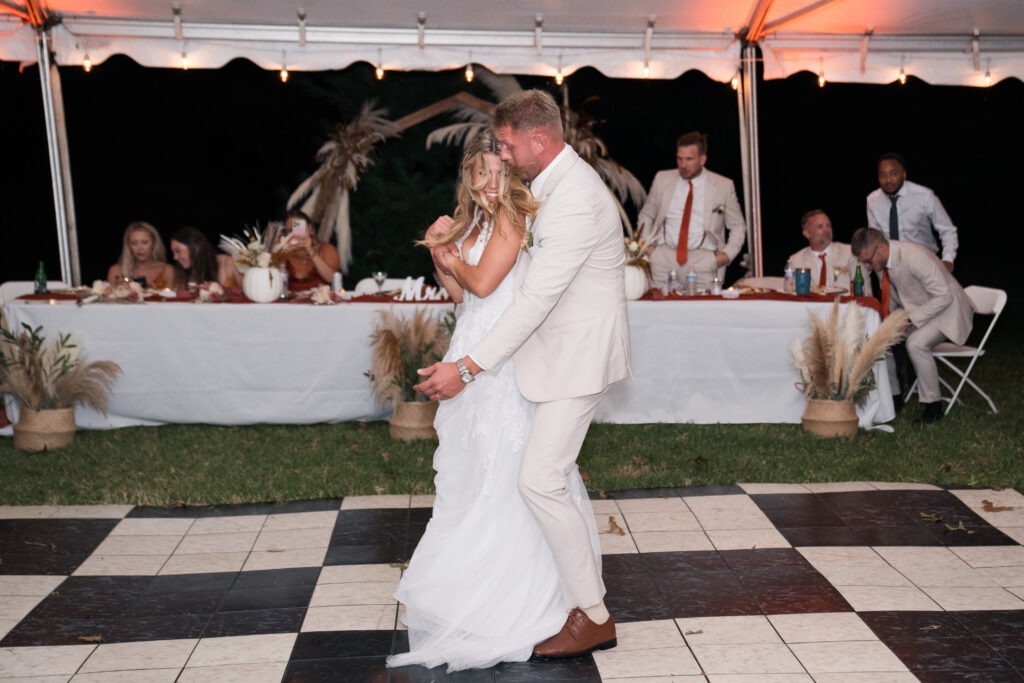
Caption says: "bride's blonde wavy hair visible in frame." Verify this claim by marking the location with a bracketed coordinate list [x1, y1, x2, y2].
[420, 128, 538, 248]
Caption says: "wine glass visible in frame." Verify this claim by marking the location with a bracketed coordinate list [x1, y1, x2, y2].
[372, 270, 388, 295]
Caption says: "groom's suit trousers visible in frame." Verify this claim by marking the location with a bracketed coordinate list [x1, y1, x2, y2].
[518, 390, 607, 612]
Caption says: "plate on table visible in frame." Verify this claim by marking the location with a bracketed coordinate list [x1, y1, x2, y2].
[812, 285, 848, 295]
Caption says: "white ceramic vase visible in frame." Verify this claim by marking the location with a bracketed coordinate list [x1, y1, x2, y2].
[242, 267, 283, 303]
[623, 264, 649, 301]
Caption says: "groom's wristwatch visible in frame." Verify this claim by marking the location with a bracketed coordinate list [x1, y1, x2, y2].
[456, 358, 475, 384]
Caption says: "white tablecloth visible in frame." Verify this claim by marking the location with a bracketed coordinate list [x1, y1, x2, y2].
[1, 297, 892, 430]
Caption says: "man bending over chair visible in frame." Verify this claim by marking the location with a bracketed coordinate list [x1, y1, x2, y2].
[851, 228, 974, 424]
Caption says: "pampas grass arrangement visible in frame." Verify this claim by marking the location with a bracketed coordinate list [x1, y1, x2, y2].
[791, 298, 909, 403]
[0, 324, 122, 414]
[368, 309, 453, 406]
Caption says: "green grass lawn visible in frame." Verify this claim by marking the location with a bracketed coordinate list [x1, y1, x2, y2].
[2, 319, 1021, 506]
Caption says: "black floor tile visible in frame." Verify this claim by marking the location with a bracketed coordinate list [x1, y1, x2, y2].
[291, 630, 398, 660]
[776, 526, 869, 546]
[749, 493, 821, 510]
[756, 503, 847, 528]
[640, 550, 729, 573]
[984, 635, 1024, 671]
[391, 663, 496, 682]
[601, 552, 648, 576]
[147, 571, 236, 594]
[861, 610, 973, 639]
[493, 655, 601, 682]
[103, 613, 213, 643]
[914, 670, 1024, 682]
[748, 582, 852, 614]
[720, 548, 811, 570]
[849, 525, 944, 545]
[0, 519, 120, 575]
[1, 616, 123, 646]
[230, 566, 322, 590]
[283, 655, 389, 682]
[324, 544, 407, 566]
[202, 607, 306, 637]
[672, 484, 745, 497]
[127, 498, 342, 518]
[882, 634, 1013, 671]
[954, 611, 1024, 638]
[926, 524, 1020, 546]
[218, 583, 316, 612]
[123, 589, 224, 617]
[607, 488, 680, 499]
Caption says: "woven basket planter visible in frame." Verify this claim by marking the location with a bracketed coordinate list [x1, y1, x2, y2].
[13, 407, 76, 452]
[389, 400, 439, 441]
[801, 398, 858, 437]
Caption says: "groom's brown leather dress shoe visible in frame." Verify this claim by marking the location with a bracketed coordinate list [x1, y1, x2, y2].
[532, 608, 616, 659]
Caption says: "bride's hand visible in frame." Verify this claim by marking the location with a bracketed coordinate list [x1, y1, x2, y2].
[431, 244, 457, 276]
[426, 215, 454, 240]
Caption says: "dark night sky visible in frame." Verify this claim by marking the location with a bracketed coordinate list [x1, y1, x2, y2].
[3, 56, 1022, 326]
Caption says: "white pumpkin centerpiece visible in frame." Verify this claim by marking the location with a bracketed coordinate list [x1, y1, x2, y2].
[243, 266, 283, 303]
[624, 264, 648, 301]
[622, 233, 651, 301]
[220, 223, 293, 303]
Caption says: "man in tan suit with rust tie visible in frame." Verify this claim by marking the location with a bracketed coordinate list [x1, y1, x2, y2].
[851, 228, 973, 423]
[637, 131, 746, 289]
[415, 90, 632, 658]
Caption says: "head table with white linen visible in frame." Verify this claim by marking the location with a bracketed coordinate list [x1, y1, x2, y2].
[0, 294, 893, 430]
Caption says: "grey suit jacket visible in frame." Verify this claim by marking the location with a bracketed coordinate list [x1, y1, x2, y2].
[637, 168, 746, 262]
[470, 146, 632, 402]
[888, 241, 973, 344]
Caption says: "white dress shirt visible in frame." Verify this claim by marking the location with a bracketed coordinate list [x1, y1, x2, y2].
[529, 143, 572, 200]
[663, 173, 708, 250]
[866, 180, 959, 263]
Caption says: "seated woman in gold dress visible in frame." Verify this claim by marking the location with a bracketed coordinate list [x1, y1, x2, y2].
[106, 221, 175, 289]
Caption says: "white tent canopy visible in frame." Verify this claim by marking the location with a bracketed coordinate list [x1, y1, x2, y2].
[3, 0, 1024, 85]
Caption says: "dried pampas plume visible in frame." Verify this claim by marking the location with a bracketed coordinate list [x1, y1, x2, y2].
[367, 309, 452, 407]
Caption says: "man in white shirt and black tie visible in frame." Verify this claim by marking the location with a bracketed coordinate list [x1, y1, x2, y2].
[866, 152, 959, 273]
[786, 209, 869, 294]
[637, 132, 746, 289]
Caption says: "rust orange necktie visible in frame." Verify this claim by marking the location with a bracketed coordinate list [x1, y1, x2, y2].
[675, 179, 693, 266]
[881, 267, 891, 320]
[818, 253, 828, 288]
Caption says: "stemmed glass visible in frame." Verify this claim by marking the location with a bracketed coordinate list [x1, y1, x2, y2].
[372, 270, 388, 295]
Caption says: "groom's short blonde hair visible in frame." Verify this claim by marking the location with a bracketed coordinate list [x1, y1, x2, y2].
[494, 90, 563, 137]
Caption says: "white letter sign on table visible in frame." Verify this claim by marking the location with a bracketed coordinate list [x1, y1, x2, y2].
[396, 277, 449, 301]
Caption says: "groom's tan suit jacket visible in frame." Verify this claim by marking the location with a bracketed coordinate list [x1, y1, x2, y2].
[471, 146, 632, 402]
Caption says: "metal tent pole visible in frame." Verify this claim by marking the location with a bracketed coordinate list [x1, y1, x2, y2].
[35, 28, 80, 285]
[743, 43, 764, 277]
[736, 53, 752, 275]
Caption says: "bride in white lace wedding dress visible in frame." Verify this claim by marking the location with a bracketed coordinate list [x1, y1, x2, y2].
[386, 130, 599, 672]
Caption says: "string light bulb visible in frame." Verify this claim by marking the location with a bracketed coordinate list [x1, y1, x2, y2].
[642, 58, 650, 78]
[898, 66, 906, 84]
[555, 69, 563, 85]
[465, 62, 474, 82]
[817, 70, 825, 87]
[280, 67, 289, 82]
[985, 68, 992, 86]
[375, 48, 384, 80]
[83, 54, 92, 72]
[731, 72, 739, 90]
[181, 52, 189, 70]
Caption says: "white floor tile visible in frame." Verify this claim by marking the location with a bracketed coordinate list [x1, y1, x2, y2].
[188, 516, 265, 535]
[185, 634, 296, 668]
[242, 547, 327, 572]
[0, 596, 46, 622]
[684, 495, 774, 530]
[340, 495, 409, 510]
[865, 482, 942, 491]
[158, 552, 247, 575]
[108, 518, 194, 536]
[0, 675, 69, 683]
[707, 676, 813, 683]
[690, 643, 803, 674]
[261, 510, 338, 532]
[812, 674, 918, 682]
[706, 528, 791, 550]
[737, 483, 813, 494]
[309, 581, 398, 606]
[409, 495, 435, 509]
[47, 506, 134, 519]
[79, 639, 197, 673]
[768, 613, 877, 643]
[798, 546, 888, 568]
[622, 510, 701, 533]
[593, 646, 702, 678]
[0, 618, 18, 642]
[0, 645, 96, 677]
[317, 564, 401, 584]
[633, 531, 713, 553]
[790, 640, 908, 673]
[1001, 526, 1024, 544]
[949, 545, 1024, 568]
[0, 575, 65, 597]
[615, 498, 688, 514]
[91, 535, 182, 556]
[874, 546, 995, 587]
[614, 620, 686, 651]
[834, 585, 941, 611]
[302, 604, 397, 631]
[174, 532, 257, 555]
[597, 528, 639, 554]
[677, 616, 781, 645]
[176, 661, 287, 683]
[71, 670, 179, 682]
[921, 585, 1024, 611]
[252, 526, 331, 551]
[73, 555, 166, 576]
[589, 499, 621, 514]
[801, 482, 876, 493]
[0, 506, 58, 519]
[810, 564, 913, 587]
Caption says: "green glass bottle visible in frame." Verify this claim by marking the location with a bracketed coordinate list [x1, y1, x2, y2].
[34, 261, 47, 294]
[852, 265, 864, 296]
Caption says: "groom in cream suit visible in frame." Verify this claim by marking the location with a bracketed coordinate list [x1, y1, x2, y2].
[415, 90, 632, 658]
[851, 228, 973, 423]
[637, 131, 746, 288]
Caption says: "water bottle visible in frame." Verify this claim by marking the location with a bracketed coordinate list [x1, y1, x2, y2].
[34, 261, 47, 294]
[783, 260, 796, 294]
[711, 276, 722, 295]
[665, 269, 679, 295]
[332, 272, 343, 293]
[279, 266, 289, 299]
[852, 265, 864, 296]
[684, 268, 698, 296]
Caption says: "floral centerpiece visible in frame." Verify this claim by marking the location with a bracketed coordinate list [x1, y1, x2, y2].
[219, 223, 294, 302]
[79, 279, 144, 305]
[790, 298, 908, 436]
[367, 309, 454, 441]
[622, 224, 653, 300]
[0, 324, 122, 451]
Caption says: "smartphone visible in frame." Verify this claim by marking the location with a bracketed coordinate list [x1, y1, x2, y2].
[292, 219, 307, 236]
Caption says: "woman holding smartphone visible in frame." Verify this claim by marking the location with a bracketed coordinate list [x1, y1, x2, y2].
[283, 210, 340, 291]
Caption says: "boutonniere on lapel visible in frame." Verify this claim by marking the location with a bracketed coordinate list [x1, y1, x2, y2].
[712, 204, 726, 215]
[520, 229, 533, 253]
[833, 265, 847, 281]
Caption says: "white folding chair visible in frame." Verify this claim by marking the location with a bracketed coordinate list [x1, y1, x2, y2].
[905, 285, 1007, 415]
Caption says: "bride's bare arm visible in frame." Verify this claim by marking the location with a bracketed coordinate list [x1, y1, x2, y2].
[445, 212, 524, 299]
